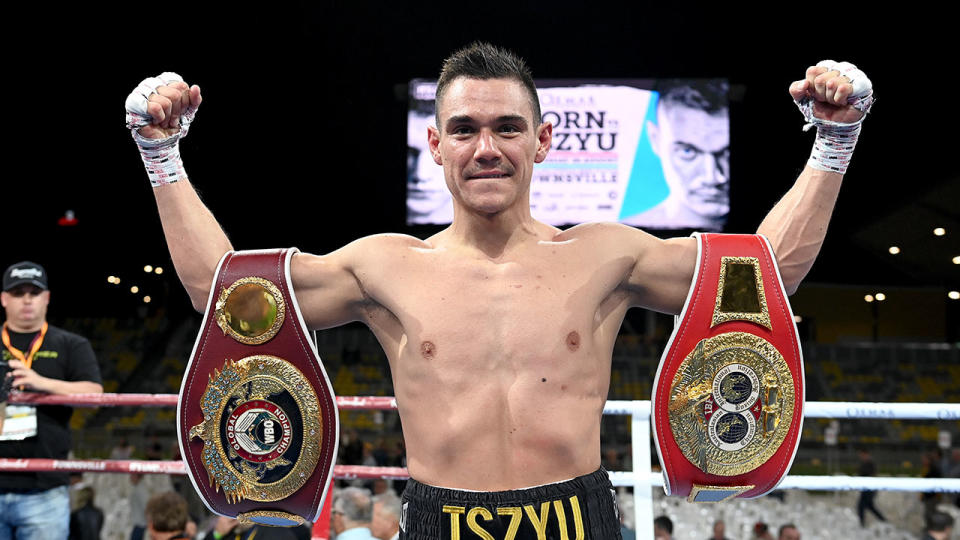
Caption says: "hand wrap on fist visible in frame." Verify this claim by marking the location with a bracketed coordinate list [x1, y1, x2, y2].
[125, 72, 197, 187]
[795, 60, 875, 175]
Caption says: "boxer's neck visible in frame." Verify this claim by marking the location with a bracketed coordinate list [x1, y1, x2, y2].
[447, 205, 548, 259]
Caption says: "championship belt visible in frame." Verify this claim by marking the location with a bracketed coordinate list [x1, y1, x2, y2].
[178, 249, 339, 526]
[651, 234, 804, 502]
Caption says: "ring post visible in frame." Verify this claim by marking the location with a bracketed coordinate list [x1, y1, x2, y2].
[632, 400, 654, 540]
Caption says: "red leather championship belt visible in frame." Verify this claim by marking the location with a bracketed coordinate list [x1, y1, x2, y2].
[177, 249, 339, 526]
[652, 234, 804, 503]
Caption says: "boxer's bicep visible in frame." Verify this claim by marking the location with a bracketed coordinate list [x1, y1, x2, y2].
[625, 236, 697, 315]
[291, 250, 369, 330]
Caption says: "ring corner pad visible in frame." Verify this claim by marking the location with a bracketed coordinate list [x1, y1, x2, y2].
[687, 484, 755, 504]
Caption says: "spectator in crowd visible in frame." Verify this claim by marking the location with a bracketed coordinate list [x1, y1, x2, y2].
[332, 487, 376, 539]
[0, 261, 104, 538]
[69, 484, 104, 540]
[654, 515, 674, 540]
[0, 365, 11, 433]
[753, 522, 774, 540]
[948, 449, 960, 478]
[948, 448, 960, 507]
[211, 516, 297, 540]
[922, 511, 954, 540]
[709, 519, 731, 540]
[371, 492, 401, 540]
[372, 438, 390, 466]
[111, 437, 136, 459]
[620, 518, 636, 540]
[618, 496, 635, 540]
[145, 491, 191, 540]
[370, 478, 396, 498]
[856, 448, 886, 526]
[130, 473, 151, 539]
[778, 523, 800, 540]
[340, 430, 364, 469]
[922, 451, 943, 519]
[144, 436, 165, 460]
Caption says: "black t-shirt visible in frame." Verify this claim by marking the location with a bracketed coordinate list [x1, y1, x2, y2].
[0, 324, 101, 490]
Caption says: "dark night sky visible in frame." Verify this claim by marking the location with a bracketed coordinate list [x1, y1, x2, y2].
[5, 4, 957, 318]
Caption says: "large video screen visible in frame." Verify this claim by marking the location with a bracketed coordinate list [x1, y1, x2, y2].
[407, 78, 730, 230]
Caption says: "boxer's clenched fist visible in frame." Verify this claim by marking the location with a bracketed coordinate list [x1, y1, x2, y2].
[789, 60, 872, 125]
[125, 73, 202, 140]
[126, 73, 202, 187]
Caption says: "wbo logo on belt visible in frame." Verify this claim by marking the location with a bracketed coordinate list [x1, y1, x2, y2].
[178, 249, 339, 526]
[652, 234, 804, 502]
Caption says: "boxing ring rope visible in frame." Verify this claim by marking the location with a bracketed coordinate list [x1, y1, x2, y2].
[3, 393, 959, 533]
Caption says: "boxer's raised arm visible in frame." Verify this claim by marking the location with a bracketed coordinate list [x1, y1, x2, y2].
[153, 180, 234, 310]
[757, 62, 873, 295]
[128, 75, 389, 326]
[755, 166, 842, 295]
[125, 74, 235, 310]
[622, 62, 873, 312]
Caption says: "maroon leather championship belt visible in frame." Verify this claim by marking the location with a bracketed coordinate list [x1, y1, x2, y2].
[177, 249, 339, 526]
[652, 234, 804, 502]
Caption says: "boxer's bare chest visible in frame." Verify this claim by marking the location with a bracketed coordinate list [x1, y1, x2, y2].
[365, 240, 632, 374]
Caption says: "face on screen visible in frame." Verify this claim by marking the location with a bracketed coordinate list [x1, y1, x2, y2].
[651, 103, 730, 219]
[407, 111, 451, 221]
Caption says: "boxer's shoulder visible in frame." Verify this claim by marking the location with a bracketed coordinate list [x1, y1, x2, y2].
[292, 234, 428, 281]
[555, 221, 678, 258]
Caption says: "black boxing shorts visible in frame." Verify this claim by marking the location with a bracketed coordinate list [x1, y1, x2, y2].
[399, 468, 622, 540]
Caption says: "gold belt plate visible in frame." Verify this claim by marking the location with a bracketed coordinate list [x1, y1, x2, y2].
[667, 332, 795, 476]
[189, 356, 323, 503]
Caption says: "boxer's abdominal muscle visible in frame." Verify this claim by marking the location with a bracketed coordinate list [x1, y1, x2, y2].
[360, 237, 635, 490]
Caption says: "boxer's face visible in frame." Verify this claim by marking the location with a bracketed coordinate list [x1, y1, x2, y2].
[1, 285, 49, 332]
[649, 103, 729, 218]
[429, 77, 551, 216]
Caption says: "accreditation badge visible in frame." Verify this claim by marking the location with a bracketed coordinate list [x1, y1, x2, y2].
[0, 404, 38, 441]
[178, 249, 339, 526]
[651, 234, 804, 502]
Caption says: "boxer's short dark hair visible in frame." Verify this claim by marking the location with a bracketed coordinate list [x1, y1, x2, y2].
[435, 42, 541, 126]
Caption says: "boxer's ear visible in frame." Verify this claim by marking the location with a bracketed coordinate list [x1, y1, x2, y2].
[534, 121, 552, 164]
[428, 126, 442, 165]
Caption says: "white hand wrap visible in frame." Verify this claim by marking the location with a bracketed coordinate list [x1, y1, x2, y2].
[795, 60, 875, 175]
[125, 72, 197, 187]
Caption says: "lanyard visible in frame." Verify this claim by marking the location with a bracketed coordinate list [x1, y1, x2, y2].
[2, 322, 48, 370]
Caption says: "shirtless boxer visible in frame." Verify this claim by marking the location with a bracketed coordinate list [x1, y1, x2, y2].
[127, 43, 871, 539]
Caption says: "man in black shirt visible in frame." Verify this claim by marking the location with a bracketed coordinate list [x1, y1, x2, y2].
[856, 448, 886, 526]
[0, 261, 103, 539]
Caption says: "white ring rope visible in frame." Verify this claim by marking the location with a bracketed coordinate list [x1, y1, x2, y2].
[4, 394, 957, 493]
[606, 472, 960, 492]
[9, 394, 958, 420]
